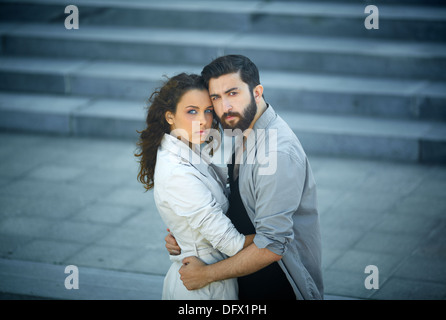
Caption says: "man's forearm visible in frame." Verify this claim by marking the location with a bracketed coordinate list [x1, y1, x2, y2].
[204, 242, 282, 283]
[243, 234, 255, 249]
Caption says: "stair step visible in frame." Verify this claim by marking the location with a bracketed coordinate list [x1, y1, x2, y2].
[1, 1, 445, 42]
[248, 2, 446, 42]
[2, 23, 446, 80]
[1, 56, 445, 121]
[261, 70, 446, 121]
[0, 91, 444, 163]
[277, 0, 446, 5]
[0, 92, 144, 138]
[0, 56, 199, 100]
[281, 110, 446, 163]
[229, 32, 446, 81]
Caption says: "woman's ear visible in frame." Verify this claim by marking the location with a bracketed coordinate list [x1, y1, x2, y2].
[253, 84, 264, 103]
[165, 111, 174, 125]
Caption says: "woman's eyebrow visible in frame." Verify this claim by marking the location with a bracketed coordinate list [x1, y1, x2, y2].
[185, 105, 214, 109]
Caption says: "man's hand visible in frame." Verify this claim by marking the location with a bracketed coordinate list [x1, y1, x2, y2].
[165, 229, 181, 255]
[179, 256, 210, 290]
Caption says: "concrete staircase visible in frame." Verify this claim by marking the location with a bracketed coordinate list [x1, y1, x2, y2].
[0, 0, 445, 163]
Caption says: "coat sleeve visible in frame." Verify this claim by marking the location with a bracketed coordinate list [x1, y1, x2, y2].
[252, 151, 306, 256]
[161, 165, 245, 257]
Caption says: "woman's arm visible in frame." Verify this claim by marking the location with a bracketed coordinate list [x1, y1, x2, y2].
[160, 167, 248, 257]
[165, 231, 255, 254]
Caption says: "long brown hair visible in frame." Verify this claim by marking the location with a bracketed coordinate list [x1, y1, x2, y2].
[135, 73, 218, 191]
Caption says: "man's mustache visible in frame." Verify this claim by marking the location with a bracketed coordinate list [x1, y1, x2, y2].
[221, 111, 242, 121]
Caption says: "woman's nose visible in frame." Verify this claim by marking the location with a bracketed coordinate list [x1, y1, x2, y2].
[199, 111, 207, 125]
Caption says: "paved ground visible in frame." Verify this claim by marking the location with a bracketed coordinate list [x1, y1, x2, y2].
[0, 130, 445, 300]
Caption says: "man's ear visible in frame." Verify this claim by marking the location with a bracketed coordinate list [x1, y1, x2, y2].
[165, 111, 174, 125]
[253, 84, 264, 102]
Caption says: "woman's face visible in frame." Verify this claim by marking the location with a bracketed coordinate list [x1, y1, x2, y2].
[165, 89, 214, 145]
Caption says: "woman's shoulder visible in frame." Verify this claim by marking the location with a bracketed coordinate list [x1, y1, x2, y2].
[156, 149, 186, 171]
[154, 150, 199, 186]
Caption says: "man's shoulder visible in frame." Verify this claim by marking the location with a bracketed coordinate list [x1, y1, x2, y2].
[262, 106, 295, 139]
[267, 112, 306, 160]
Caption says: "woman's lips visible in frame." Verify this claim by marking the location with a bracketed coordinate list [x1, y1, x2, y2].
[196, 129, 209, 135]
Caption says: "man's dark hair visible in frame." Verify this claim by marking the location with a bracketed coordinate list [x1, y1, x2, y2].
[201, 55, 261, 91]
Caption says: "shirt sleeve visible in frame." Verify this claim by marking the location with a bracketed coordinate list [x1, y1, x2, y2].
[252, 151, 306, 256]
[161, 165, 245, 257]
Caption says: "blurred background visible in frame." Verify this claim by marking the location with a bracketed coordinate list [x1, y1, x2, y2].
[0, 0, 445, 300]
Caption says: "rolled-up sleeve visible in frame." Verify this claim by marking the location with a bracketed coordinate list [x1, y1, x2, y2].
[162, 166, 245, 257]
[252, 151, 305, 256]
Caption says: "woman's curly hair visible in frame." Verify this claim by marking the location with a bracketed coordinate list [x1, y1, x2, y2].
[135, 73, 219, 191]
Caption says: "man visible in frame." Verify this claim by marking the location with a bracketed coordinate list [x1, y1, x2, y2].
[165, 55, 323, 300]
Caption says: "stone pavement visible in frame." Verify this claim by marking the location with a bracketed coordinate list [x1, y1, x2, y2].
[0, 131, 445, 300]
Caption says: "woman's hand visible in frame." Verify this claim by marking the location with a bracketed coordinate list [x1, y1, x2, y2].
[165, 229, 181, 255]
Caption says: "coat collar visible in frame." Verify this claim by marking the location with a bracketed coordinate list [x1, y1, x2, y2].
[160, 133, 211, 177]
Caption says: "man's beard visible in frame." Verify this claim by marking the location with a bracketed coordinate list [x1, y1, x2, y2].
[220, 93, 257, 132]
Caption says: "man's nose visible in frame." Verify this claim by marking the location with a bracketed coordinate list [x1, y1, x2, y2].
[222, 98, 232, 113]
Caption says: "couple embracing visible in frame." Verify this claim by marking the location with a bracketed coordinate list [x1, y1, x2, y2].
[135, 55, 323, 300]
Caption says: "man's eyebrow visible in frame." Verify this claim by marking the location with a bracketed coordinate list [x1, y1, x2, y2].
[224, 87, 238, 94]
[210, 87, 238, 97]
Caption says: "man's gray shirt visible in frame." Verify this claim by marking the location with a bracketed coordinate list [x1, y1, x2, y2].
[236, 104, 324, 300]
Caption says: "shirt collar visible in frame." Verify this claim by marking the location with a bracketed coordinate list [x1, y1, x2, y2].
[253, 103, 275, 131]
[243, 103, 276, 155]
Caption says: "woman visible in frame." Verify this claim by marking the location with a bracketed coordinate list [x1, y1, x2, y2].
[135, 73, 253, 299]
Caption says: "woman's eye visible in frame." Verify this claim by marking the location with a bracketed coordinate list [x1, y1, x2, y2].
[205, 109, 213, 113]
[187, 110, 197, 114]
